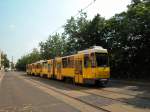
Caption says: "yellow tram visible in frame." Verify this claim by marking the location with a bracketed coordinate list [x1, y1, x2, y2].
[26, 46, 110, 85]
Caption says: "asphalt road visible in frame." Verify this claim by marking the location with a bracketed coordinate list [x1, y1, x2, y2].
[0, 71, 80, 112]
[0, 71, 150, 112]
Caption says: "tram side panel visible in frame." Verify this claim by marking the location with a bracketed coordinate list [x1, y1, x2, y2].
[41, 61, 48, 77]
[61, 56, 75, 79]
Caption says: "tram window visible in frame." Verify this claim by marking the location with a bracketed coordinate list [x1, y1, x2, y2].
[62, 58, 67, 68]
[41, 63, 43, 68]
[44, 63, 48, 68]
[57, 63, 61, 69]
[96, 53, 108, 67]
[48, 64, 51, 69]
[38, 64, 40, 69]
[68, 57, 71, 68]
[42, 63, 44, 68]
[84, 54, 90, 68]
[68, 57, 74, 68]
[39, 64, 42, 69]
[48, 64, 51, 72]
[91, 53, 96, 68]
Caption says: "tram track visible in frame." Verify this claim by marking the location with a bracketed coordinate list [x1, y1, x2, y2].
[50, 80, 150, 109]
[22, 70, 150, 101]
[81, 89, 150, 108]
[23, 74, 150, 106]
[98, 88, 150, 100]
[71, 84, 150, 109]
[29, 74, 150, 103]
[15, 73, 150, 112]
[25, 78, 111, 112]
[15, 73, 111, 112]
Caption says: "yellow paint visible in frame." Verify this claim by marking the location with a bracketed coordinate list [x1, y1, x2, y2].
[83, 67, 110, 79]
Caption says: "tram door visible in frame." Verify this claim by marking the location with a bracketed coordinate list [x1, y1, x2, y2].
[48, 63, 51, 78]
[75, 58, 83, 83]
[57, 62, 62, 80]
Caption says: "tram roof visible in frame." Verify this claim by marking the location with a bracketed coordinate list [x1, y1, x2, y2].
[32, 60, 47, 64]
[55, 46, 107, 59]
[78, 46, 107, 54]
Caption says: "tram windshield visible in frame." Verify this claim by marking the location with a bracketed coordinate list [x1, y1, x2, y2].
[95, 53, 108, 67]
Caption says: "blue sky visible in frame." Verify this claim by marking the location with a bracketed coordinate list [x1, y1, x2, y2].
[0, 0, 131, 62]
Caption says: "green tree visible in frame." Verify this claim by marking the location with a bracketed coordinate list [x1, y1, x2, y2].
[16, 48, 41, 71]
[1, 54, 9, 68]
[131, 0, 141, 5]
[39, 33, 67, 59]
[79, 14, 107, 49]
[63, 13, 107, 51]
[105, 0, 150, 79]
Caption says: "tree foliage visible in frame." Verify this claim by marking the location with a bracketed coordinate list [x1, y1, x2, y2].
[107, 0, 150, 79]
[1, 54, 9, 68]
[15, 48, 41, 71]
[39, 33, 68, 59]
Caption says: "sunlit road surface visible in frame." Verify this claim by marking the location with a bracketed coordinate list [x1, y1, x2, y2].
[0, 71, 150, 112]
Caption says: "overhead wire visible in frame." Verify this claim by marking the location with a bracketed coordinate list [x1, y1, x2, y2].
[50, 0, 96, 35]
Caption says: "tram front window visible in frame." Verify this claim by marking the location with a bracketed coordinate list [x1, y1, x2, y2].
[96, 53, 108, 67]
